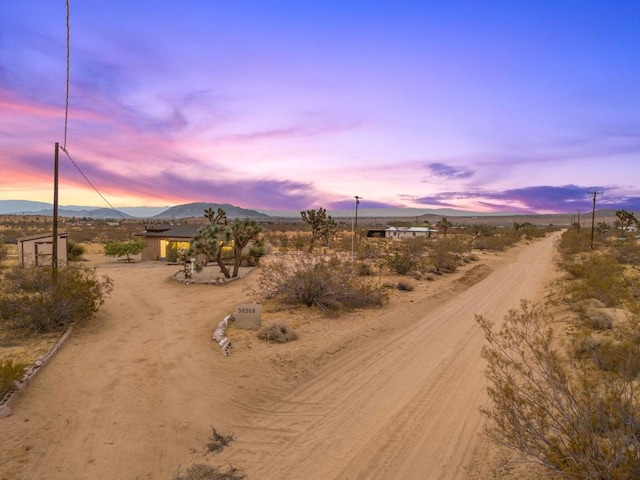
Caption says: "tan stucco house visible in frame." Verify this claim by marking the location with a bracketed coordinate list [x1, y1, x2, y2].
[136, 225, 199, 261]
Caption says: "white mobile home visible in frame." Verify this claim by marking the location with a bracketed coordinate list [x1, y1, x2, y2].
[385, 227, 439, 239]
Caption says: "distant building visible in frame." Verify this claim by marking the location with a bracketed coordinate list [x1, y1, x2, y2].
[135, 225, 198, 261]
[384, 226, 439, 239]
[17, 232, 68, 267]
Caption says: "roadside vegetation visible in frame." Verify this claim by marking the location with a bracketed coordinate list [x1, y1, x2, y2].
[477, 224, 640, 478]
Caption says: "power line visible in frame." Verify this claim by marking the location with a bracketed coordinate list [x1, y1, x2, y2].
[60, 146, 127, 220]
[63, 0, 70, 149]
[57, 0, 125, 221]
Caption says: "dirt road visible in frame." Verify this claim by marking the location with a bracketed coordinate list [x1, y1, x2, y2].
[0, 234, 559, 480]
[219, 234, 559, 479]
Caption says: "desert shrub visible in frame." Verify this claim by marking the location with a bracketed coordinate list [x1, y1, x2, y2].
[397, 280, 414, 291]
[428, 242, 459, 274]
[580, 308, 614, 331]
[472, 231, 520, 251]
[0, 359, 25, 398]
[357, 239, 386, 261]
[610, 241, 640, 265]
[478, 301, 640, 478]
[257, 322, 298, 343]
[402, 237, 429, 256]
[166, 242, 180, 263]
[384, 249, 417, 275]
[557, 229, 594, 258]
[67, 240, 85, 261]
[589, 339, 640, 376]
[247, 240, 266, 265]
[291, 234, 308, 252]
[257, 255, 387, 311]
[0, 265, 113, 334]
[520, 223, 547, 240]
[173, 464, 245, 480]
[563, 254, 630, 307]
[0, 241, 8, 264]
[205, 427, 234, 453]
[355, 262, 374, 277]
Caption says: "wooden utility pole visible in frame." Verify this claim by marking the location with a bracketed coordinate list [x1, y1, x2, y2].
[589, 190, 603, 249]
[52, 142, 59, 283]
[351, 195, 362, 263]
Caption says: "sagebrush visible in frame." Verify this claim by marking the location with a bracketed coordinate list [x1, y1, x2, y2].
[0, 265, 113, 334]
[0, 359, 25, 398]
[257, 255, 387, 311]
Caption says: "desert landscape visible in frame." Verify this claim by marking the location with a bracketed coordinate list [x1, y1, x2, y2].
[0, 230, 562, 480]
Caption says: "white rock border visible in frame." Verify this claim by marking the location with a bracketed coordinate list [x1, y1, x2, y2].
[0, 327, 73, 419]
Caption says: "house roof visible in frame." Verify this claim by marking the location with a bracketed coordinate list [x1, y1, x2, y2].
[137, 225, 200, 239]
[17, 232, 69, 242]
[385, 227, 439, 232]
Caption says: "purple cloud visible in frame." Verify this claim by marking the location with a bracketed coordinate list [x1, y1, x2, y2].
[424, 162, 474, 180]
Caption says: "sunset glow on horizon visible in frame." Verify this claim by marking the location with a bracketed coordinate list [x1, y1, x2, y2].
[2, 1, 639, 214]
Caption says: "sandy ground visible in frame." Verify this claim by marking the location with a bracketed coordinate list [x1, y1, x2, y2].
[0, 233, 561, 480]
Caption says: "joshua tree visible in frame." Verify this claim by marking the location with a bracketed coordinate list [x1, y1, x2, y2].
[228, 218, 263, 277]
[437, 217, 452, 237]
[300, 207, 337, 252]
[615, 209, 637, 237]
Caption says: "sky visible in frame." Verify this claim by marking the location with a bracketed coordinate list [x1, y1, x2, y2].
[1, 1, 639, 215]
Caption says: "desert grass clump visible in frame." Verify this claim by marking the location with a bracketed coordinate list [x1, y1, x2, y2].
[0, 359, 25, 398]
[173, 464, 245, 480]
[257, 322, 298, 343]
[257, 255, 387, 312]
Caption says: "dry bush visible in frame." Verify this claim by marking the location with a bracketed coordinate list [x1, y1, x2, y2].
[173, 464, 245, 480]
[257, 255, 387, 312]
[562, 253, 630, 307]
[256, 322, 298, 343]
[205, 427, 234, 453]
[0, 359, 25, 398]
[397, 280, 414, 291]
[472, 230, 521, 251]
[0, 265, 113, 334]
[610, 241, 640, 265]
[478, 301, 640, 478]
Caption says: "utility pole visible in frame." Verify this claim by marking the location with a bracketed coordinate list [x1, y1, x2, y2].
[52, 142, 60, 284]
[354, 195, 361, 230]
[352, 195, 362, 263]
[589, 190, 603, 249]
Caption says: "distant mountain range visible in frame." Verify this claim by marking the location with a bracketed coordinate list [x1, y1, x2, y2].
[0, 200, 267, 219]
[1, 199, 618, 221]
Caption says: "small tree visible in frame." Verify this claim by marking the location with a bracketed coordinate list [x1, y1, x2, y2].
[437, 217, 452, 237]
[104, 238, 146, 262]
[300, 207, 337, 252]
